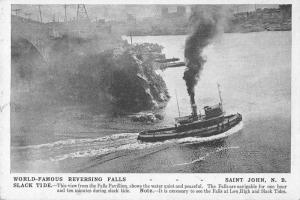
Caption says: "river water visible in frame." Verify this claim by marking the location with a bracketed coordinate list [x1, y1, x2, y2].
[11, 31, 291, 173]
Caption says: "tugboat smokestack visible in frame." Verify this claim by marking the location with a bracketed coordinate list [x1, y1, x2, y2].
[192, 104, 198, 118]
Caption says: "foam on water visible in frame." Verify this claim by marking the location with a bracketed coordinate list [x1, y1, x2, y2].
[13, 122, 243, 162]
[174, 146, 240, 166]
[13, 132, 138, 150]
[49, 122, 242, 162]
[50, 139, 172, 162]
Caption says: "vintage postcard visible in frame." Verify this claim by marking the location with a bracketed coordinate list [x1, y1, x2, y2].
[0, 0, 299, 199]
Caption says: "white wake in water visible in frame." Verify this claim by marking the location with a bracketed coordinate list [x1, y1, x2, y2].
[50, 138, 172, 162]
[12, 132, 172, 162]
[12, 122, 243, 162]
[174, 146, 240, 166]
[13, 132, 138, 150]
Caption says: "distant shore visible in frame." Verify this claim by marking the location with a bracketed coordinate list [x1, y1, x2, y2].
[127, 29, 291, 37]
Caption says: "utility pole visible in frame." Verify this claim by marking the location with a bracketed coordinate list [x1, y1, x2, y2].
[12, 8, 21, 16]
[76, 4, 89, 21]
[64, 4, 68, 22]
[38, 5, 43, 23]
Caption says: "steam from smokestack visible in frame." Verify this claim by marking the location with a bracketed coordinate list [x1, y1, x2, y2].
[183, 6, 224, 106]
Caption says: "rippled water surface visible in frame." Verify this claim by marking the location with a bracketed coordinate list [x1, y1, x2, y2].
[11, 32, 291, 173]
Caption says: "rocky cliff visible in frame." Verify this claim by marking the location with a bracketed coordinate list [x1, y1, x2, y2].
[11, 26, 169, 113]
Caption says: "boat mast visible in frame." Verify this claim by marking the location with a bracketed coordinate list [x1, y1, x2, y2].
[175, 89, 181, 117]
[217, 83, 223, 109]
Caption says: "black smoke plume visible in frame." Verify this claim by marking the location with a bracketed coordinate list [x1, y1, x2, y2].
[184, 6, 223, 105]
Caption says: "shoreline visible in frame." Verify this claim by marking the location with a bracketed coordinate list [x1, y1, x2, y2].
[126, 29, 291, 37]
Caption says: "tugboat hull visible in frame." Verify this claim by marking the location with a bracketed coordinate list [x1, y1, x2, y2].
[137, 113, 242, 142]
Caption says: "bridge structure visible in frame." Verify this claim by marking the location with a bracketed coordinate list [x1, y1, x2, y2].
[11, 12, 119, 64]
[12, 15, 53, 62]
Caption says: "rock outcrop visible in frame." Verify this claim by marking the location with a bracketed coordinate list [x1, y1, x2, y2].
[11, 24, 170, 113]
[71, 43, 170, 112]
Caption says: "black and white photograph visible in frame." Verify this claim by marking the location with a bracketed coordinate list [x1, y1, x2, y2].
[10, 4, 291, 173]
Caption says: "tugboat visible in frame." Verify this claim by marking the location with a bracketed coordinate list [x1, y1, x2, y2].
[137, 84, 242, 142]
